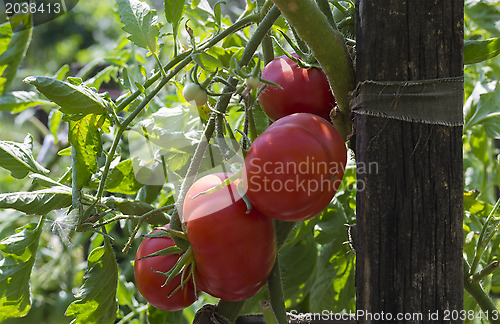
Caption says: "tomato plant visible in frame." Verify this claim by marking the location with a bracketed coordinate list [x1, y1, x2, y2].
[243, 113, 347, 221]
[183, 173, 277, 301]
[258, 54, 336, 121]
[0, 0, 497, 323]
[134, 227, 197, 311]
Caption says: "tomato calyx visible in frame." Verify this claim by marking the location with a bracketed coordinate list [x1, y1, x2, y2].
[138, 226, 200, 298]
[136, 245, 184, 260]
[151, 246, 198, 298]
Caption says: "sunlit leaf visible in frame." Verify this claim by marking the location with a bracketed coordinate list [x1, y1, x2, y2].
[0, 186, 72, 214]
[280, 229, 317, 307]
[117, 0, 163, 55]
[68, 114, 104, 187]
[465, 0, 500, 36]
[464, 82, 500, 138]
[0, 220, 43, 322]
[0, 21, 31, 94]
[103, 158, 144, 195]
[308, 242, 355, 313]
[0, 135, 49, 179]
[464, 191, 500, 264]
[192, 52, 223, 73]
[164, 0, 186, 37]
[65, 239, 118, 324]
[23, 76, 108, 116]
[0, 91, 54, 113]
[465, 38, 500, 64]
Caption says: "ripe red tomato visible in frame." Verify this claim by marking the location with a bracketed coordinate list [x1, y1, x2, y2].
[243, 113, 347, 221]
[183, 173, 277, 301]
[258, 54, 336, 121]
[134, 227, 197, 311]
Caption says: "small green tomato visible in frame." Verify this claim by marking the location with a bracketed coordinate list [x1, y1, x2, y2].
[245, 76, 260, 90]
[183, 83, 208, 107]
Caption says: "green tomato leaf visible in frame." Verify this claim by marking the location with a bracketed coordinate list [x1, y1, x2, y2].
[23, 76, 108, 116]
[213, 1, 225, 29]
[136, 185, 163, 204]
[68, 114, 104, 187]
[116, 0, 163, 55]
[204, 46, 243, 70]
[116, 275, 135, 307]
[102, 196, 154, 216]
[280, 229, 317, 307]
[164, 0, 186, 36]
[0, 186, 73, 214]
[48, 109, 63, 143]
[308, 242, 355, 313]
[465, 0, 500, 36]
[0, 134, 49, 179]
[102, 197, 169, 225]
[28, 174, 64, 188]
[148, 306, 189, 324]
[0, 219, 43, 322]
[65, 239, 118, 324]
[192, 52, 224, 73]
[103, 158, 144, 195]
[464, 191, 500, 263]
[464, 82, 500, 138]
[314, 200, 350, 246]
[0, 21, 31, 95]
[0, 91, 54, 113]
[53, 64, 70, 80]
[464, 38, 500, 65]
[129, 106, 204, 186]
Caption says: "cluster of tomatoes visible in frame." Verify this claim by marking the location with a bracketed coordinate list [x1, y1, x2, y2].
[134, 54, 348, 312]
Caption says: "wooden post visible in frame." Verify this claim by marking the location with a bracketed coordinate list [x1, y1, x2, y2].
[354, 1, 464, 322]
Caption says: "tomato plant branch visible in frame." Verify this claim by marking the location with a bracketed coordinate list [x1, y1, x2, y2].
[122, 204, 175, 253]
[464, 259, 500, 324]
[216, 300, 246, 323]
[116, 305, 148, 324]
[214, 6, 281, 162]
[316, 0, 337, 29]
[171, 116, 216, 232]
[470, 196, 500, 275]
[95, 214, 141, 227]
[270, 0, 355, 140]
[471, 261, 500, 284]
[261, 301, 279, 324]
[267, 256, 287, 324]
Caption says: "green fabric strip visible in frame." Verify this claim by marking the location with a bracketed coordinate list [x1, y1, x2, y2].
[350, 77, 464, 126]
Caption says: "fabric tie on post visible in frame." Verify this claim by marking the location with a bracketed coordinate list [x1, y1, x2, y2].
[350, 77, 464, 126]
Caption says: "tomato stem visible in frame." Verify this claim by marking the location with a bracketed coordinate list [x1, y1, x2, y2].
[464, 259, 500, 324]
[261, 301, 279, 324]
[471, 261, 500, 284]
[267, 255, 288, 324]
[121, 204, 175, 253]
[470, 196, 500, 276]
[216, 300, 246, 323]
[316, 0, 337, 29]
